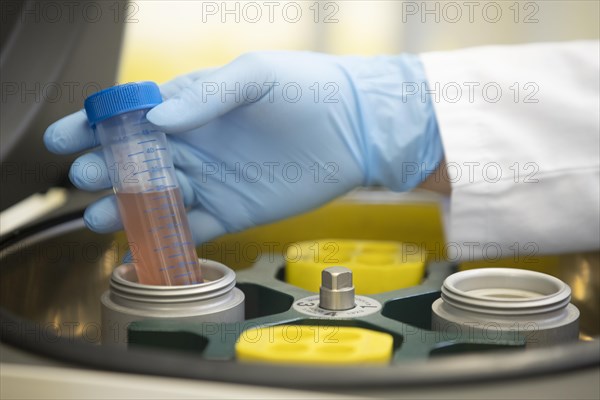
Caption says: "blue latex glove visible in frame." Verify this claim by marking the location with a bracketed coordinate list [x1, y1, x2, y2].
[44, 51, 443, 244]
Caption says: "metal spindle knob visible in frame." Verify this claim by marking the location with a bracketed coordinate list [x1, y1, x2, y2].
[319, 266, 356, 311]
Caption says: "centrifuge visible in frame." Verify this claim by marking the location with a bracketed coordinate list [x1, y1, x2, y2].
[1, 2, 598, 399]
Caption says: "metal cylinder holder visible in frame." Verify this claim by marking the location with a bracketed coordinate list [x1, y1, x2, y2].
[431, 268, 580, 347]
[101, 259, 245, 346]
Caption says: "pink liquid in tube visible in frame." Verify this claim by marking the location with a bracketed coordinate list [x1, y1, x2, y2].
[116, 189, 201, 286]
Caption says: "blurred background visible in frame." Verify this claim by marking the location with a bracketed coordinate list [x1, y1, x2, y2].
[119, 1, 600, 83]
[1, 2, 599, 398]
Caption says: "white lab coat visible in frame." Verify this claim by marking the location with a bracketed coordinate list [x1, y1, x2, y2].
[420, 41, 600, 260]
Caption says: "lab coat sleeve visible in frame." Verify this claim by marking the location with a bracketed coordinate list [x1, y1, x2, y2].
[420, 41, 600, 260]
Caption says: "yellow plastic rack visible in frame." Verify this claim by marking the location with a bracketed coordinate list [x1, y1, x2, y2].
[236, 325, 393, 365]
[286, 239, 426, 295]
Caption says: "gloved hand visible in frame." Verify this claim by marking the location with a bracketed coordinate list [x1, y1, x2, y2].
[44, 51, 443, 244]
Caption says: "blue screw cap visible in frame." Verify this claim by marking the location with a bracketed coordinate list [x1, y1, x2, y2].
[84, 81, 163, 127]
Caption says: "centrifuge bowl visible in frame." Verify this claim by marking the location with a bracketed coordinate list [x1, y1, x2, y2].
[1, 209, 599, 389]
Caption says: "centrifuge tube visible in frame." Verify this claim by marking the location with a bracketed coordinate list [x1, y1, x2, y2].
[84, 82, 202, 286]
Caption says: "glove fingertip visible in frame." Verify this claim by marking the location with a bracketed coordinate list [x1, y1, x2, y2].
[68, 167, 83, 189]
[175, 169, 195, 207]
[145, 104, 167, 126]
[43, 123, 69, 154]
[84, 201, 122, 233]
[147, 87, 219, 133]
[146, 101, 184, 132]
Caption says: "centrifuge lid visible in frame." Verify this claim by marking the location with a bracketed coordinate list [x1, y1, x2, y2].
[0, 2, 125, 210]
